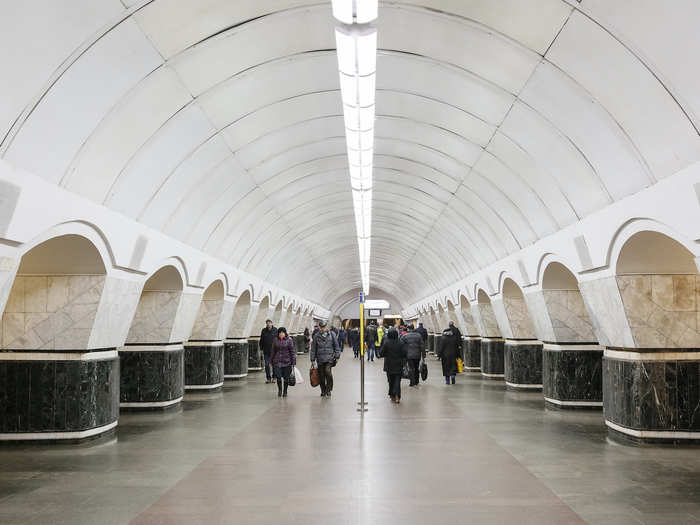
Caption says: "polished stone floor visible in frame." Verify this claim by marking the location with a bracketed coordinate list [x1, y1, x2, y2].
[1, 353, 700, 524]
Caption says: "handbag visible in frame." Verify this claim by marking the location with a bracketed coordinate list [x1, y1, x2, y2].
[287, 366, 296, 386]
[457, 357, 464, 374]
[309, 364, 320, 388]
[420, 358, 428, 381]
[293, 366, 304, 385]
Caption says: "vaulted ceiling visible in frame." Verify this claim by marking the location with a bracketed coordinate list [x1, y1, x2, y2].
[2, 1, 699, 309]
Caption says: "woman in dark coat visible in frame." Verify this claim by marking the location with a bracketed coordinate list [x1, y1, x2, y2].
[350, 328, 361, 358]
[270, 327, 297, 397]
[382, 329, 407, 403]
[439, 326, 460, 385]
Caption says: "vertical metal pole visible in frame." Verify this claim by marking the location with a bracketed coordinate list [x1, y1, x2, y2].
[358, 296, 368, 412]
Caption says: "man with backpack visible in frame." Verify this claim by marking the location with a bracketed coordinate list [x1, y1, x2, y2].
[400, 324, 425, 387]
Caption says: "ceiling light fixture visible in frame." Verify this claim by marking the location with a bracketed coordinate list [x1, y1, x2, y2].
[334, 20, 377, 296]
[331, 0, 378, 24]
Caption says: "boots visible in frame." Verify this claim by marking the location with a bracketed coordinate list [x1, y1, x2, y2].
[451, 376, 456, 385]
[283, 383, 288, 397]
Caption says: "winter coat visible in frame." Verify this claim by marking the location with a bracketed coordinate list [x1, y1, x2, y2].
[350, 329, 361, 351]
[270, 336, 297, 367]
[400, 331, 424, 360]
[310, 330, 340, 364]
[365, 325, 378, 346]
[259, 326, 277, 357]
[382, 338, 407, 374]
[439, 328, 460, 377]
[338, 330, 347, 345]
[416, 325, 428, 343]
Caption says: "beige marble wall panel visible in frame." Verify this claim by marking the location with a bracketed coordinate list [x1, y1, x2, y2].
[245, 301, 262, 337]
[476, 302, 501, 338]
[616, 274, 700, 348]
[0, 257, 19, 325]
[227, 300, 251, 339]
[544, 290, 597, 343]
[170, 292, 202, 343]
[459, 307, 480, 335]
[503, 295, 537, 339]
[125, 291, 181, 344]
[190, 298, 225, 340]
[89, 276, 142, 349]
[218, 299, 235, 340]
[2, 275, 105, 350]
[579, 276, 634, 348]
[524, 291, 556, 342]
[491, 298, 514, 339]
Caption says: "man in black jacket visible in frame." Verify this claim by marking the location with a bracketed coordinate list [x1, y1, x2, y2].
[416, 323, 428, 350]
[400, 324, 425, 387]
[259, 319, 277, 383]
[448, 321, 464, 362]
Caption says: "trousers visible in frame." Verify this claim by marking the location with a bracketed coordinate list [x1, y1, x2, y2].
[387, 373, 402, 398]
[408, 358, 421, 386]
[318, 362, 334, 394]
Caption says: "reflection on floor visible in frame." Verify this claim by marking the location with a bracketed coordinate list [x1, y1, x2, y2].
[1, 354, 699, 524]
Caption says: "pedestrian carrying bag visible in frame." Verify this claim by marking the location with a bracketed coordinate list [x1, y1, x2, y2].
[293, 366, 304, 385]
[287, 367, 296, 387]
[309, 364, 320, 388]
[420, 358, 428, 381]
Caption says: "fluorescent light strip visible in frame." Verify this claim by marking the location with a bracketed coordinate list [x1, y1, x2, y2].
[334, 15, 377, 295]
[332, 0, 378, 24]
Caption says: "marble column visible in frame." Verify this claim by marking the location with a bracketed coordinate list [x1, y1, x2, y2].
[581, 273, 700, 443]
[542, 343, 603, 408]
[525, 284, 603, 408]
[463, 336, 481, 371]
[248, 336, 262, 371]
[480, 337, 505, 379]
[504, 339, 543, 391]
[0, 272, 141, 441]
[119, 344, 184, 409]
[433, 334, 442, 357]
[184, 342, 224, 390]
[492, 286, 542, 391]
[224, 339, 248, 379]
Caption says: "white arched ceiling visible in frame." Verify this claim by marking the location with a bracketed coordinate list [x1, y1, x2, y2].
[2, 1, 699, 309]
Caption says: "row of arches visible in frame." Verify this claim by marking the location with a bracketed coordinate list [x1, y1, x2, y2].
[0, 231, 318, 441]
[412, 228, 700, 444]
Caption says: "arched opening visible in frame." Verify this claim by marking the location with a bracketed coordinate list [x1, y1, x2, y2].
[185, 279, 226, 390]
[121, 265, 185, 409]
[540, 260, 601, 408]
[0, 234, 118, 439]
[283, 305, 293, 331]
[615, 231, 699, 348]
[477, 288, 491, 304]
[501, 278, 536, 339]
[3, 234, 106, 350]
[541, 262, 596, 343]
[190, 280, 225, 341]
[228, 290, 252, 340]
[126, 265, 184, 345]
[616, 231, 696, 275]
[251, 295, 271, 337]
[271, 300, 284, 325]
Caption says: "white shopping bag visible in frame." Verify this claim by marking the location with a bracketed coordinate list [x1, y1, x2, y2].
[293, 366, 304, 385]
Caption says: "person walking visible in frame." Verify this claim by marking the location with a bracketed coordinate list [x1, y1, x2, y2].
[350, 327, 361, 358]
[449, 320, 464, 362]
[400, 324, 425, 387]
[439, 325, 460, 385]
[365, 321, 378, 362]
[416, 322, 428, 344]
[338, 326, 347, 352]
[303, 327, 310, 351]
[375, 324, 384, 357]
[270, 327, 296, 397]
[310, 320, 341, 397]
[382, 329, 407, 403]
[259, 319, 277, 384]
